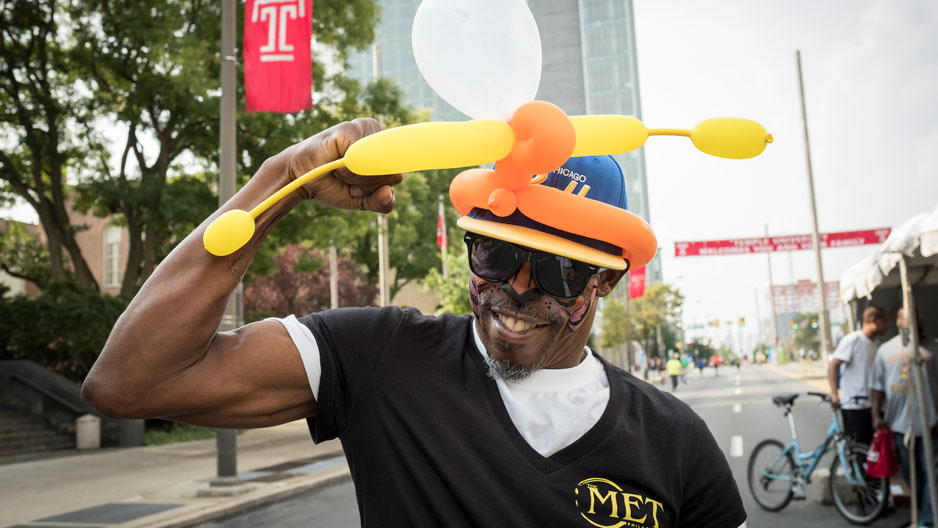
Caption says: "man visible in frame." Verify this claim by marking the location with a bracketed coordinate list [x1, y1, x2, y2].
[828, 305, 888, 446]
[82, 120, 745, 527]
[871, 308, 937, 527]
[666, 354, 682, 391]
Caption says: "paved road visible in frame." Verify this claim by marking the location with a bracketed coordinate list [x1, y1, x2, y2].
[675, 363, 908, 528]
[201, 363, 911, 527]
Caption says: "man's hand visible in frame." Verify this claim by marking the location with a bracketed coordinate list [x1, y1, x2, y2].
[873, 415, 886, 431]
[830, 394, 841, 410]
[286, 118, 403, 213]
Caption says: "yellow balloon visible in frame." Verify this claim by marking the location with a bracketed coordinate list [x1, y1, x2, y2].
[690, 118, 773, 159]
[569, 115, 649, 156]
[203, 209, 255, 256]
[344, 120, 514, 175]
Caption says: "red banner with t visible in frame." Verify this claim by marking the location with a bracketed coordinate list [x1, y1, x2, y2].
[244, 0, 313, 113]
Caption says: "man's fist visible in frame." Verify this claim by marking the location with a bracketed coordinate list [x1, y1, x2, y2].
[286, 118, 403, 213]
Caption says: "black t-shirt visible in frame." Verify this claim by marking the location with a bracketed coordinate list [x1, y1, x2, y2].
[300, 306, 746, 528]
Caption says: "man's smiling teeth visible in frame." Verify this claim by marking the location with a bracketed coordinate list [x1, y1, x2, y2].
[496, 313, 536, 332]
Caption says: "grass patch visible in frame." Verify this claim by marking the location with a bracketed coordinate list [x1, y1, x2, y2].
[145, 422, 216, 446]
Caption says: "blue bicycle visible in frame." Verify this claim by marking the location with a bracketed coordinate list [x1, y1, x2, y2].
[747, 392, 888, 525]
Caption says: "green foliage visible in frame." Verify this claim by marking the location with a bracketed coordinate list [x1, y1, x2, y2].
[600, 295, 632, 349]
[423, 244, 472, 315]
[687, 338, 719, 360]
[144, 421, 216, 446]
[0, 282, 128, 381]
[2, 0, 402, 296]
[792, 312, 821, 353]
[243, 244, 378, 321]
[0, 222, 52, 288]
[600, 282, 683, 358]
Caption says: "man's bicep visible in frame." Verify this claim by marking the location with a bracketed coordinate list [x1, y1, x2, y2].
[160, 319, 318, 429]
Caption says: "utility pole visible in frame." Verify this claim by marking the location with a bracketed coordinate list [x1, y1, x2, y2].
[373, 44, 390, 306]
[764, 225, 779, 348]
[214, 0, 239, 484]
[329, 243, 338, 309]
[795, 50, 833, 362]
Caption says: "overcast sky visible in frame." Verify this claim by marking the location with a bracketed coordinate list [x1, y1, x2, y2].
[632, 0, 938, 344]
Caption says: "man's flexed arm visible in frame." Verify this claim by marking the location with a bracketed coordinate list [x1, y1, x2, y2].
[82, 119, 401, 429]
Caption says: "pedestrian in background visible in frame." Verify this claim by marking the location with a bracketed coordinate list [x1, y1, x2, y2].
[666, 354, 682, 392]
[871, 308, 937, 526]
[828, 305, 889, 447]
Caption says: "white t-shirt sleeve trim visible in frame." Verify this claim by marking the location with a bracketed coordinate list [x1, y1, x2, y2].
[270, 315, 322, 401]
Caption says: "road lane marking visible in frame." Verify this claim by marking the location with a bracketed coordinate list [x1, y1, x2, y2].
[730, 435, 744, 458]
[733, 403, 741, 413]
[733, 387, 741, 395]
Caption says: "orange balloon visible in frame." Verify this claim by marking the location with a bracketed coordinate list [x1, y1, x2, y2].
[515, 185, 657, 268]
[488, 188, 518, 217]
[506, 101, 576, 175]
[448, 167, 658, 269]
[450, 168, 498, 215]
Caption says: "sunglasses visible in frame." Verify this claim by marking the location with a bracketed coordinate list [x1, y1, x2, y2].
[464, 233, 618, 299]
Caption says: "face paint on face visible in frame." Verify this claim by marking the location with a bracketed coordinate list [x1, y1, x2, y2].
[469, 274, 499, 314]
[469, 266, 605, 377]
[536, 275, 599, 332]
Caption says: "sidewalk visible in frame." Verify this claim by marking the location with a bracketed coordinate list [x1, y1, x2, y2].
[0, 420, 348, 528]
[764, 358, 830, 392]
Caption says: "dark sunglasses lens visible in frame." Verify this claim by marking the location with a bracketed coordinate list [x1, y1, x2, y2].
[534, 254, 591, 298]
[470, 238, 521, 280]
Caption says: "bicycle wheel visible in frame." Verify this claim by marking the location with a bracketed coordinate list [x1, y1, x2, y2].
[748, 439, 796, 511]
[829, 442, 888, 525]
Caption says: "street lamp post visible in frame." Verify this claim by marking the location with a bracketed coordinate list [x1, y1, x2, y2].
[214, 0, 240, 485]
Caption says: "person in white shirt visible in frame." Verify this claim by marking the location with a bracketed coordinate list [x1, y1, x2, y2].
[828, 305, 888, 446]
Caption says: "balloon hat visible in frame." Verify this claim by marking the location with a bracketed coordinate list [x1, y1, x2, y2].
[203, 0, 774, 268]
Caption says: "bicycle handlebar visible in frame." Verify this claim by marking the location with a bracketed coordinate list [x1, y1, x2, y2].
[807, 391, 831, 402]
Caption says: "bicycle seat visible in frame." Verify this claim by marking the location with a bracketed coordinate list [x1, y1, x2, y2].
[772, 394, 799, 407]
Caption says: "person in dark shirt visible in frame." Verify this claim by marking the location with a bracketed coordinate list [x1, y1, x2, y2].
[82, 120, 746, 527]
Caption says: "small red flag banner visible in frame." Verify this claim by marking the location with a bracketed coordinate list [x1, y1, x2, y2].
[244, 0, 313, 113]
[629, 267, 646, 299]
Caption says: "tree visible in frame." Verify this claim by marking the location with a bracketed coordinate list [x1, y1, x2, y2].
[791, 312, 820, 356]
[1, 0, 405, 296]
[422, 244, 472, 315]
[602, 282, 683, 359]
[0, 220, 51, 288]
[243, 244, 377, 321]
[0, 0, 99, 288]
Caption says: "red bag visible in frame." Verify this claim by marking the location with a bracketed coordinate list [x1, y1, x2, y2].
[864, 428, 899, 478]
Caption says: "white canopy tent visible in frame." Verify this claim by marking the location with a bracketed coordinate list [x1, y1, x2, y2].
[840, 202, 938, 326]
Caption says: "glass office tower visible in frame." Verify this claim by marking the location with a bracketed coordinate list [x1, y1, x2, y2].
[348, 0, 660, 281]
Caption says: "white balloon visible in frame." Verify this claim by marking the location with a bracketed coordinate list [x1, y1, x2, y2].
[412, 0, 542, 121]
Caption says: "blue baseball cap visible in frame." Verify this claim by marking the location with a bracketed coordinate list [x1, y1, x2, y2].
[457, 155, 653, 270]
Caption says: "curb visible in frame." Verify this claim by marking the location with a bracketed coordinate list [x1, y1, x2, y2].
[125, 464, 351, 528]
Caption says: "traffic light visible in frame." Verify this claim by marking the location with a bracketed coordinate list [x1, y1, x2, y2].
[714, 319, 720, 328]
[811, 319, 818, 329]
[738, 317, 745, 326]
[790, 319, 799, 330]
